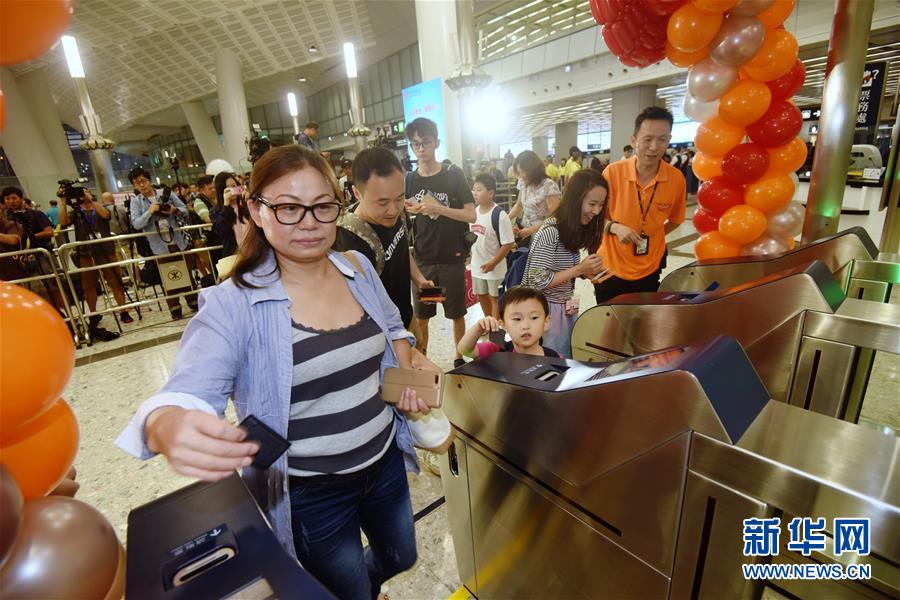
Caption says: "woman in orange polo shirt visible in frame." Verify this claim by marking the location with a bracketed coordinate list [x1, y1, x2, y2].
[594, 107, 686, 305]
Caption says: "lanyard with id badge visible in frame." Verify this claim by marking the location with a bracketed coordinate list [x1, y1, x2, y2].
[633, 182, 657, 256]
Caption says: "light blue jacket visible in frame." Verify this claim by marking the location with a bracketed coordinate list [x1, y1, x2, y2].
[115, 249, 418, 558]
[129, 191, 189, 255]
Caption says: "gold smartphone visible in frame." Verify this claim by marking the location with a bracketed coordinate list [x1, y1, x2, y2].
[382, 368, 443, 408]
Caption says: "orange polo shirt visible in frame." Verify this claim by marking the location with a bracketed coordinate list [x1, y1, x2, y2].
[599, 157, 686, 280]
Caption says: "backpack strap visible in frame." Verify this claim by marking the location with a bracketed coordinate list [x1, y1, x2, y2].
[337, 211, 384, 274]
[341, 251, 366, 279]
[490, 205, 502, 244]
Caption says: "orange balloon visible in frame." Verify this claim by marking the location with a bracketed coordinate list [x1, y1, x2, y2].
[692, 0, 739, 13]
[758, 0, 795, 29]
[719, 80, 773, 127]
[745, 170, 795, 213]
[0, 283, 75, 436]
[0, 399, 79, 499]
[667, 3, 724, 53]
[718, 204, 768, 244]
[767, 137, 808, 172]
[742, 29, 799, 81]
[695, 117, 746, 158]
[665, 41, 709, 68]
[692, 152, 724, 181]
[0, 1, 73, 66]
[695, 231, 743, 260]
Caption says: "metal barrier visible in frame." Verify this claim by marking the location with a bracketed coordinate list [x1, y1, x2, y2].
[0, 224, 224, 347]
[0, 247, 88, 346]
[55, 224, 223, 345]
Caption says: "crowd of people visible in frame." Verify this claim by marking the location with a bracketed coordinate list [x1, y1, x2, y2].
[3, 105, 688, 600]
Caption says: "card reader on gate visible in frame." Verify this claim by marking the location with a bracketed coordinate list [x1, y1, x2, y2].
[126, 474, 333, 599]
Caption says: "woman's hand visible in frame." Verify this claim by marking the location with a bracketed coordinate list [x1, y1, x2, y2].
[222, 187, 236, 207]
[579, 253, 605, 278]
[396, 387, 430, 415]
[145, 407, 259, 481]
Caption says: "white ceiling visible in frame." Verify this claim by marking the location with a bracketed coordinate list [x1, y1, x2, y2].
[10, 0, 405, 140]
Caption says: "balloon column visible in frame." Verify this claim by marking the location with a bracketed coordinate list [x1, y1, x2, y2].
[590, 0, 807, 259]
[0, 283, 125, 599]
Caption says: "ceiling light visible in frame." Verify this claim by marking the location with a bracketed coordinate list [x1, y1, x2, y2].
[343, 42, 357, 78]
[287, 92, 298, 117]
[308, 44, 318, 53]
[61, 35, 85, 78]
[298, 76, 307, 83]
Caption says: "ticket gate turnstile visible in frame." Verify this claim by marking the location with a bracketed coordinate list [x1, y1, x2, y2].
[660, 227, 899, 304]
[572, 260, 900, 423]
[441, 337, 900, 599]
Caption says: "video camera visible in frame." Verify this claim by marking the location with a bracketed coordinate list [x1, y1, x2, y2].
[57, 178, 90, 206]
[249, 124, 272, 164]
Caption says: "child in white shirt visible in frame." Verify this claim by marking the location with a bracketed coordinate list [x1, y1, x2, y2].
[470, 173, 516, 319]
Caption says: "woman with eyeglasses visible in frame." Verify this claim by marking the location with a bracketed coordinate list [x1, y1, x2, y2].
[117, 146, 428, 600]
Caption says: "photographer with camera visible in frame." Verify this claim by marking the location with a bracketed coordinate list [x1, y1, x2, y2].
[1, 186, 66, 311]
[128, 167, 198, 320]
[58, 182, 133, 340]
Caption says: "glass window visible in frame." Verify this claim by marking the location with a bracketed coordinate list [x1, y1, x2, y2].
[399, 47, 413, 88]
[389, 53, 401, 91]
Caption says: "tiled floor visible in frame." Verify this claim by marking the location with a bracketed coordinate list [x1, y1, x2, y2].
[62, 207, 897, 599]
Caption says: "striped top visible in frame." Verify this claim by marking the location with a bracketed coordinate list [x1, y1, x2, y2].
[522, 217, 579, 304]
[288, 313, 395, 477]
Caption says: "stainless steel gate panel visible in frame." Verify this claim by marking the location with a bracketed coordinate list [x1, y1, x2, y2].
[693, 403, 900, 560]
[788, 337, 860, 417]
[441, 340, 900, 598]
[439, 438, 477, 595]
[670, 472, 769, 600]
[660, 227, 878, 292]
[463, 437, 672, 600]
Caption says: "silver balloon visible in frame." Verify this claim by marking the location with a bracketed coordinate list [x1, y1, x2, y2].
[765, 200, 804, 238]
[741, 234, 790, 256]
[789, 171, 800, 199]
[683, 90, 720, 123]
[709, 15, 766, 67]
[688, 58, 739, 102]
[729, 0, 775, 16]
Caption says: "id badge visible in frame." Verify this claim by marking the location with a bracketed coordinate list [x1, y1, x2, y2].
[634, 234, 650, 256]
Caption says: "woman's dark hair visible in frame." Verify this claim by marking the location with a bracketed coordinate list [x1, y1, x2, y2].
[231, 146, 340, 289]
[214, 171, 238, 205]
[474, 173, 496, 192]
[553, 169, 607, 253]
[514, 150, 546, 186]
[499, 286, 549, 318]
[589, 157, 603, 171]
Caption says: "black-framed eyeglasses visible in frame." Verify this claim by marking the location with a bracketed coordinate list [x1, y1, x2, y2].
[253, 195, 342, 225]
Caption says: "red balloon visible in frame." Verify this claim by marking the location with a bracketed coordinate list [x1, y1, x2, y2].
[766, 59, 806, 100]
[590, 0, 609, 23]
[692, 207, 721, 234]
[644, 0, 685, 16]
[595, 0, 669, 68]
[722, 142, 770, 184]
[746, 100, 802, 148]
[697, 176, 745, 216]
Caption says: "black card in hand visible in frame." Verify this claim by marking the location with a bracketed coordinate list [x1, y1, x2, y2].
[238, 415, 291, 469]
